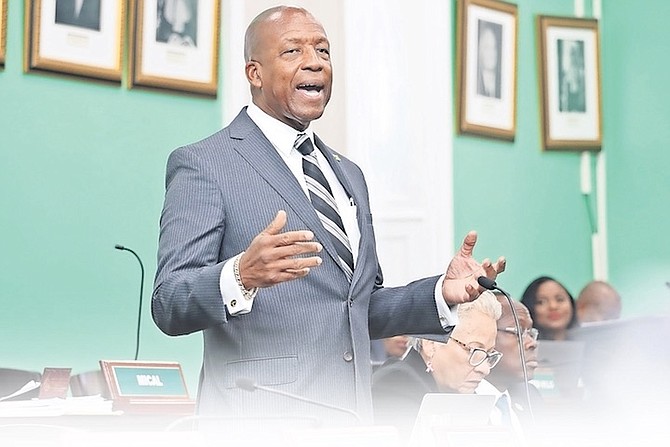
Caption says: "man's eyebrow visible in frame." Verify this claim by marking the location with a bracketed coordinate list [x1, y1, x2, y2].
[283, 37, 329, 45]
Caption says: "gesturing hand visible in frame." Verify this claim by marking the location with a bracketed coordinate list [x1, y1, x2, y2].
[441, 231, 506, 306]
[238, 210, 323, 289]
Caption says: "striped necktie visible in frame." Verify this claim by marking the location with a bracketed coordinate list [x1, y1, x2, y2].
[294, 133, 354, 281]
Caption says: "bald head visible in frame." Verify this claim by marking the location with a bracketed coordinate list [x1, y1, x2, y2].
[244, 6, 323, 62]
[496, 294, 532, 329]
[577, 281, 622, 323]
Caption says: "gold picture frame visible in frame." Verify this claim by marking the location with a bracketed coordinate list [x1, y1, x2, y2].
[0, 0, 7, 66]
[23, 0, 125, 81]
[537, 15, 602, 151]
[457, 0, 518, 141]
[129, 0, 220, 96]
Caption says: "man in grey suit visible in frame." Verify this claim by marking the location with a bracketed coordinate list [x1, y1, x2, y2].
[153, 6, 505, 425]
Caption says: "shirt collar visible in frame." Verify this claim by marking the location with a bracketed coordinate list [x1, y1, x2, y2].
[475, 379, 504, 398]
[246, 102, 314, 157]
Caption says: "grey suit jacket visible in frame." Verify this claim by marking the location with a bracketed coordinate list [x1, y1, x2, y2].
[152, 108, 447, 424]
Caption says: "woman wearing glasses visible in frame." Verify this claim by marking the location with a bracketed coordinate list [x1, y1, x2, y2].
[371, 291, 502, 435]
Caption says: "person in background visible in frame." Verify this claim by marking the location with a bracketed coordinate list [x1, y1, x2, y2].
[372, 291, 502, 435]
[383, 335, 410, 360]
[520, 276, 577, 341]
[576, 280, 622, 323]
[370, 335, 410, 367]
[477, 293, 541, 431]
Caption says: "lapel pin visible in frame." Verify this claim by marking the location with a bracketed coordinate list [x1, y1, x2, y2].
[333, 154, 341, 162]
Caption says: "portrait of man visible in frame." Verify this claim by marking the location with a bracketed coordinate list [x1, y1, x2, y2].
[476, 19, 503, 99]
[558, 38, 586, 112]
[55, 0, 101, 31]
[156, 0, 198, 47]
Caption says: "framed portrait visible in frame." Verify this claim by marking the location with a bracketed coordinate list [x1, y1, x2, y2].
[23, 0, 125, 81]
[537, 16, 602, 151]
[0, 0, 6, 66]
[129, 0, 220, 96]
[457, 0, 518, 140]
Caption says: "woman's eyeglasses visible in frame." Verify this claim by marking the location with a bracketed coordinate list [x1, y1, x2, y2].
[448, 336, 503, 368]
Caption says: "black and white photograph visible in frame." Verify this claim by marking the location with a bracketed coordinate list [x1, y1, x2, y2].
[55, 0, 102, 31]
[476, 19, 502, 99]
[538, 15, 601, 150]
[457, 0, 518, 140]
[25, 0, 125, 81]
[155, 0, 198, 47]
[557, 38, 586, 112]
[130, 0, 219, 96]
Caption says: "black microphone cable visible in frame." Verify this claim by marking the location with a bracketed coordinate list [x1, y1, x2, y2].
[478, 276, 535, 424]
[115, 244, 144, 361]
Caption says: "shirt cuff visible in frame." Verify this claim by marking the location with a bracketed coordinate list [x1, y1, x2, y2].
[220, 255, 254, 316]
[434, 274, 459, 329]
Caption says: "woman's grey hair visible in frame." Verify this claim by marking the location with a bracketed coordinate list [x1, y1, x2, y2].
[409, 290, 502, 352]
[458, 290, 502, 320]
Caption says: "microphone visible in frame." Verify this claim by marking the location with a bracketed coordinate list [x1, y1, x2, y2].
[115, 244, 145, 361]
[477, 276, 535, 423]
[235, 377, 361, 423]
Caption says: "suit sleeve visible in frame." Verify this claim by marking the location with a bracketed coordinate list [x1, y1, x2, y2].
[368, 275, 447, 340]
[152, 147, 230, 336]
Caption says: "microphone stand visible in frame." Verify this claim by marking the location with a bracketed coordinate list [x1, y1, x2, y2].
[236, 378, 361, 423]
[478, 277, 535, 424]
[115, 244, 144, 361]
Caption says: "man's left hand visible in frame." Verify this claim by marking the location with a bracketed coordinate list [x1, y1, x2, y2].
[441, 231, 506, 306]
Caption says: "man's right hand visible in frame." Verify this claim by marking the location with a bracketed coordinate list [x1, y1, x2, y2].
[238, 210, 323, 289]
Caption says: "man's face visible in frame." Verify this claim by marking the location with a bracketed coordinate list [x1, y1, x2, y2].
[493, 300, 538, 382]
[428, 310, 497, 394]
[246, 10, 332, 131]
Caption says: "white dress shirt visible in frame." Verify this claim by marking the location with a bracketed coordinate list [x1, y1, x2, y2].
[476, 379, 527, 445]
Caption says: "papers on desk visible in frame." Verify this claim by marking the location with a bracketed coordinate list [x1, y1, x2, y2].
[0, 395, 118, 417]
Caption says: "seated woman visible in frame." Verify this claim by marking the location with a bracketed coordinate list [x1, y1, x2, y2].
[520, 276, 578, 341]
[371, 291, 502, 435]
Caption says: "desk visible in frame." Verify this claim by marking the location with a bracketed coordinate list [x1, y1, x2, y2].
[0, 414, 401, 447]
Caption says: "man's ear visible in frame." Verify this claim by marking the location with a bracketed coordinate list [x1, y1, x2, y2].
[246, 61, 262, 88]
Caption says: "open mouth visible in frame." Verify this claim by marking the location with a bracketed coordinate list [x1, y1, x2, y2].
[297, 83, 324, 95]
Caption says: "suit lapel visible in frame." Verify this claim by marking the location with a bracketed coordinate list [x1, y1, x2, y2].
[314, 136, 357, 204]
[228, 111, 346, 278]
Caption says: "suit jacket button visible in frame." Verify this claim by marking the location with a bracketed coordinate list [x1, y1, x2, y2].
[343, 351, 354, 362]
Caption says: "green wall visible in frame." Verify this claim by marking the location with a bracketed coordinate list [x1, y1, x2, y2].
[603, 0, 670, 316]
[1, 3, 219, 393]
[451, 0, 594, 300]
[452, 0, 670, 315]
